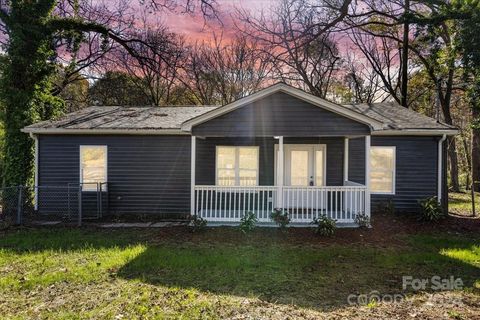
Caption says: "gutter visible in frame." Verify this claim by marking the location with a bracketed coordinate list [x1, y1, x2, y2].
[438, 134, 447, 202]
[372, 129, 459, 136]
[21, 128, 189, 135]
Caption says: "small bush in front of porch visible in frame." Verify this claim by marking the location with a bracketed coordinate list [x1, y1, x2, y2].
[187, 215, 207, 232]
[310, 215, 336, 236]
[239, 211, 257, 234]
[355, 213, 371, 228]
[419, 196, 445, 222]
[270, 208, 290, 229]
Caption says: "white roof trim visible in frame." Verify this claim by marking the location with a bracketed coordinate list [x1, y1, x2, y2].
[372, 129, 458, 136]
[21, 128, 189, 135]
[181, 83, 386, 131]
[21, 127, 458, 137]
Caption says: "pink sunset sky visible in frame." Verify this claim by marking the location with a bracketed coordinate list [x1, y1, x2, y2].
[135, 0, 355, 51]
[142, 0, 276, 42]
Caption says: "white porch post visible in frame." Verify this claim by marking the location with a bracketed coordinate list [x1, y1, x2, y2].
[190, 136, 196, 216]
[365, 135, 371, 217]
[277, 136, 284, 208]
[344, 137, 349, 183]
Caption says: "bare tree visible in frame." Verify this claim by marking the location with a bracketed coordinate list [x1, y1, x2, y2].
[343, 53, 385, 103]
[348, 25, 407, 105]
[182, 34, 271, 105]
[51, 0, 137, 96]
[237, 0, 352, 98]
[48, 0, 221, 102]
[272, 32, 342, 98]
[113, 23, 188, 106]
[347, 0, 463, 191]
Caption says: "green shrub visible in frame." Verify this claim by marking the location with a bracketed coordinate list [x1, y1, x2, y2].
[355, 212, 371, 228]
[310, 215, 336, 236]
[270, 208, 290, 229]
[188, 215, 207, 232]
[239, 211, 258, 234]
[419, 196, 445, 222]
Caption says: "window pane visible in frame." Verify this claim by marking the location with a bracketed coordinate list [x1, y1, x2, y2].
[217, 147, 235, 169]
[217, 169, 235, 186]
[370, 171, 393, 193]
[81, 146, 106, 190]
[370, 147, 395, 193]
[370, 148, 394, 171]
[239, 147, 258, 170]
[290, 150, 309, 186]
[315, 150, 324, 186]
[239, 170, 257, 186]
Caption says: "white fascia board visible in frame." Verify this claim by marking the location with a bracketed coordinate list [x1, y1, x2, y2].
[371, 129, 459, 136]
[181, 83, 385, 131]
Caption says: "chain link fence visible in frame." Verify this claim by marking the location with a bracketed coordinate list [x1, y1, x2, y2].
[0, 183, 108, 228]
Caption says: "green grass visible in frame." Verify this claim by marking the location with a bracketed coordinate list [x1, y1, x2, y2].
[0, 228, 479, 319]
[449, 191, 480, 216]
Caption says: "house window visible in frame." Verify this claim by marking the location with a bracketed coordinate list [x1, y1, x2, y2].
[216, 146, 259, 186]
[80, 145, 107, 191]
[370, 146, 395, 194]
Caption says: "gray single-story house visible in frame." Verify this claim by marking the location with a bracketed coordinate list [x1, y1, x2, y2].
[22, 83, 458, 226]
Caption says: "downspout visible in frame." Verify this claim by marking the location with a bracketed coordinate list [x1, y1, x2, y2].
[438, 134, 447, 203]
[29, 132, 39, 210]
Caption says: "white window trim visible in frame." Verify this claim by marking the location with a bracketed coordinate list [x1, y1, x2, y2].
[79, 145, 108, 191]
[370, 146, 396, 195]
[215, 146, 260, 186]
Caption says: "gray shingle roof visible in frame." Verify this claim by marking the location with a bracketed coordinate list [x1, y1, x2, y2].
[23, 101, 456, 133]
[25, 106, 219, 131]
[342, 102, 455, 131]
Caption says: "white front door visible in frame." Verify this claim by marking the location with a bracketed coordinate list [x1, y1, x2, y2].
[275, 144, 326, 210]
[284, 144, 326, 187]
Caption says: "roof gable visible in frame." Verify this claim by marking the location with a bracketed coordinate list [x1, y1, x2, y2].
[191, 91, 371, 137]
[182, 83, 386, 131]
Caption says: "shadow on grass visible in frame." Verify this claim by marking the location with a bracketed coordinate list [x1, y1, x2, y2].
[114, 233, 480, 310]
[1, 227, 479, 311]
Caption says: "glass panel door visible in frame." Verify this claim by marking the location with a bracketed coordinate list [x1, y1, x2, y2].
[290, 150, 309, 186]
[315, 148, 325, 186]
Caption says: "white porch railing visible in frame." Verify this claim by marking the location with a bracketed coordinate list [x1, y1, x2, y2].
[194, 184, 366, 224]
[194, 186, 276, 222]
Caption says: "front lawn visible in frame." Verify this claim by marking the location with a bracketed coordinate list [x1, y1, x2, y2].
[0, 214, 479, 319]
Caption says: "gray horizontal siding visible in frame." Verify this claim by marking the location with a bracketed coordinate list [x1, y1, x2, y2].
[37, 133, 441, 217]
[192, 92, 371, 137]
[348, 136, 439, 213]
[38, 135, 191, 218]
[372, 136, 438, 213]
[348, 137, 366, 185]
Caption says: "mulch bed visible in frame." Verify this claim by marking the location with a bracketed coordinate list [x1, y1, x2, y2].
[129, 211, 480, 248]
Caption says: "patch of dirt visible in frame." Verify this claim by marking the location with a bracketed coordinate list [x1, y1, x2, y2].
[2, 281, 478, 320]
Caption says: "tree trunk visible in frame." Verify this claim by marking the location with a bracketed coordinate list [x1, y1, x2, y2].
[462, 134, 472, 190]
[440, 94, 460, 192]
[447, 137, 461, 192]
[401, 0, 410, 108]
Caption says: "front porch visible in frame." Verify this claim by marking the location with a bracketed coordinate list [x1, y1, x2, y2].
[190, 135, 372, 226]
[194, 184, 366, 225]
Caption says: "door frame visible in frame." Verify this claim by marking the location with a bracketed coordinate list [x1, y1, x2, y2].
[274, 144, 327, 186]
